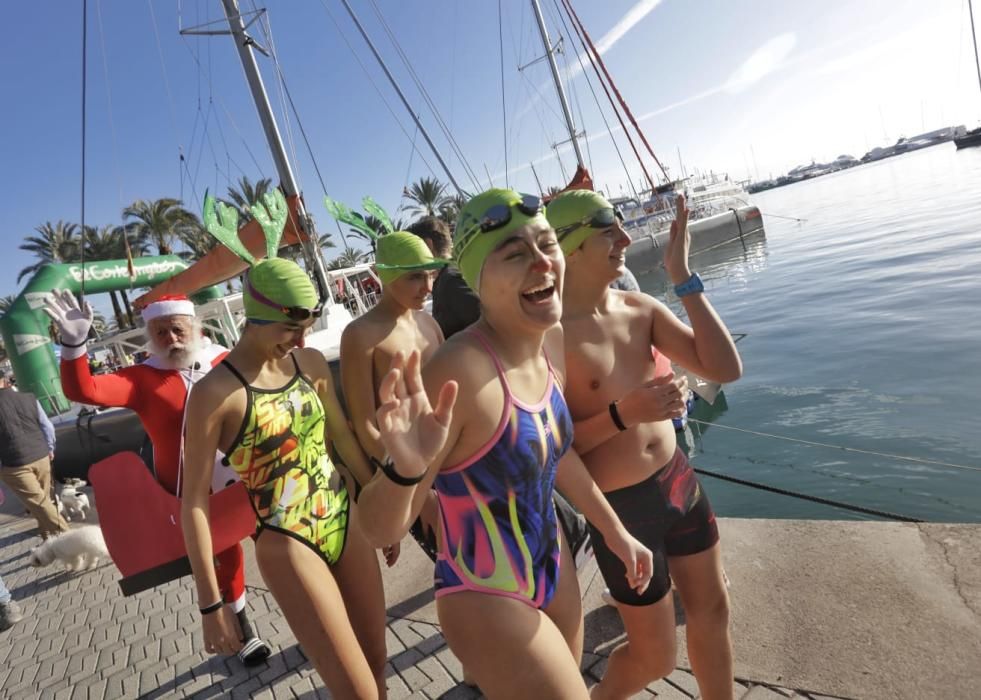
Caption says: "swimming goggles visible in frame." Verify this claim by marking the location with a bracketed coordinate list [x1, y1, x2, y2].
[472, 193, 544, 235]
[554, 207, 617, 242]
[246, 278, 324, 322]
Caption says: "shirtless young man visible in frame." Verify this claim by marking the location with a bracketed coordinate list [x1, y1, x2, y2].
[340, 230, 446, 562]
[341, 231, 446, 464]
[548, 191, 743, 700]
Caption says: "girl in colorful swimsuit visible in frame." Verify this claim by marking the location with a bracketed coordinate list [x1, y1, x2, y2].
[182, 200, 387, 698]
[358, 189, 655, 698]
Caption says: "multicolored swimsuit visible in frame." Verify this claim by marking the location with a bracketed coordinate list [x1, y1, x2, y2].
[221, 354, 350, 565]
[433, 329, 574, 609]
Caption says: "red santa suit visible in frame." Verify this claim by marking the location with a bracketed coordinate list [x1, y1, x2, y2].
[60, 298, 247, 608]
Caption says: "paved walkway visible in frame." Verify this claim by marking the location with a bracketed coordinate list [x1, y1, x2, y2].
[1, 498, 846, 699]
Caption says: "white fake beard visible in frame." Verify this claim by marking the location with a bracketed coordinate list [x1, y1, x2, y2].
[148, 336, 203, 370]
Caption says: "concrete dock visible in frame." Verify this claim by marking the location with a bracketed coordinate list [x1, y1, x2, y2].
[1, 487, 978, 699]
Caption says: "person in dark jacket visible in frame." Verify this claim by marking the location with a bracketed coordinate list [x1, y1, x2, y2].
[0, 371, 69, 539]
[406, 216, 480, 339]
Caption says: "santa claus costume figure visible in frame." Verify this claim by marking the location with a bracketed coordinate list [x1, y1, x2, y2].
[46, 291, 271, 666]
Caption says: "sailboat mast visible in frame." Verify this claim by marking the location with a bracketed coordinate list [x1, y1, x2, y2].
[219, 0, 330, 292]
[530, 0, 585, 169]
[970, 0, 981, 97]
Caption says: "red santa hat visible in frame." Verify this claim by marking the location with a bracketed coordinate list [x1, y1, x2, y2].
[141, 295, 196, 323]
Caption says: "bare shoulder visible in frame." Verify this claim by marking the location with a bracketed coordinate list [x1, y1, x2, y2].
[188, 363, 240, 411]
[414, 309, 442, 335]
[294, 347, 332, 381]
[340, 313, 373, 347]
[613, 288, 662, 314]
[423, 331, 492, 394]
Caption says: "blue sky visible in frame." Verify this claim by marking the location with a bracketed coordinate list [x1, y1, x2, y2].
[3, 0, 980, 305]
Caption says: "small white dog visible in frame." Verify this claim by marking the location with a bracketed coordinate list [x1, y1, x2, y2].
[57, 480, 91, 521]
[30, 526, 109, 572]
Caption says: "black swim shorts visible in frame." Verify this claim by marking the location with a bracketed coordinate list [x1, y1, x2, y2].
[587, 448, 719, 606]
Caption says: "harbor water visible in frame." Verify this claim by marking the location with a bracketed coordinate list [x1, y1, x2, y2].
[637, 144, 981, 522]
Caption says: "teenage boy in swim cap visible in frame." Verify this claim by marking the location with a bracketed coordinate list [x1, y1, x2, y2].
[341, 230, 448, 563]
[549, 190, 742, 700]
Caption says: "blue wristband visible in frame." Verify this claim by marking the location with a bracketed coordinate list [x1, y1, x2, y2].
[674, 272, 704, 297]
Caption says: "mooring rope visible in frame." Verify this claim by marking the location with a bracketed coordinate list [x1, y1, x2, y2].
[691, 465, 924, 523]
[687, 419, 981, 474]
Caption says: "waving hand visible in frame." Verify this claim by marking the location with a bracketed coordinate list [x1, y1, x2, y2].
[372, 350, 458, 481]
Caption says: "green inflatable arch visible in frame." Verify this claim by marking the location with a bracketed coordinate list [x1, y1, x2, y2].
[0, 256, 217, 414]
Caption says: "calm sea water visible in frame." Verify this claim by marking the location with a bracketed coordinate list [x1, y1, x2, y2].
[637, 145, 981, 523]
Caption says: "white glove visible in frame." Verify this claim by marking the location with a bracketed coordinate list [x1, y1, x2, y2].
[43, 289, 94, 360]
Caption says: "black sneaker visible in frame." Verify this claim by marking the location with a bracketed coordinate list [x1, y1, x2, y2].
[0, 600, 24, 632]
[410, 517, 439, 563]
[238, 637, 271, 666]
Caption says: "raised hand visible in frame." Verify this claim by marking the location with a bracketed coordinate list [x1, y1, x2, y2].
[372, 350, 458, 482]
[618, 372, 689, 426]
[663, 193, 692, 285]
[43, 289, 93, 346]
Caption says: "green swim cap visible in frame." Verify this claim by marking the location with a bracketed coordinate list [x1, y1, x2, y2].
[375, 231, 449, 285]
[545, 190, 615, 255]
[244, 258, 319, 322]
[453, 188, 549, 292]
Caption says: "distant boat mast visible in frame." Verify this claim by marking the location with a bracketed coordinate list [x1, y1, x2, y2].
[970, 0, 981, 98]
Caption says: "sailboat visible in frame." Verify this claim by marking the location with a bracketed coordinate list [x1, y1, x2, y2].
[955, 0, 981, 149]
[521, 0, 765, 275]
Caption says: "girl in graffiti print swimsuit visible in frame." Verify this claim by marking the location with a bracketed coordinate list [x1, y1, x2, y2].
[182, 256, 387, 699]
[220, 354, 349, 565]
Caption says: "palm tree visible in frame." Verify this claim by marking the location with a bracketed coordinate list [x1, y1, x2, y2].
[223, 176, 273, 223]
[177, 220, 219, 261]
[123, 198, 198, 256]
[438, 193, 468, 226]
[82, 225, 131, 328]
[345, 214, 408, 256]
[0, 294, 16, 318]
[18, 221, 81, 282]
[402, 176, 449, 217]
[90, 310, 113, 336]
[328, 247, 369, 270]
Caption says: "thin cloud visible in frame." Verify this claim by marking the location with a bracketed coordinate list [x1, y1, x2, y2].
[725, 33, 797, 93]
[564, 0, 665, 83]
[516, 0, 663, 121]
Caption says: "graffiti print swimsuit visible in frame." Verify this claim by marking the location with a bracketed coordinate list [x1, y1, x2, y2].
[220, 354, 350, 565]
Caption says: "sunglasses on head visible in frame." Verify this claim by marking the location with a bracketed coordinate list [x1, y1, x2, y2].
[246, 278, 324, 322]
[473, 193, 544, 235]
[554, 207, 617, 242]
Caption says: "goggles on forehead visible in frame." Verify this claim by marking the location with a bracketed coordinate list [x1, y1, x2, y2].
[554, 207, 618, 242]
[469, 193, 544, 237]
[246, 278, 324, 322]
